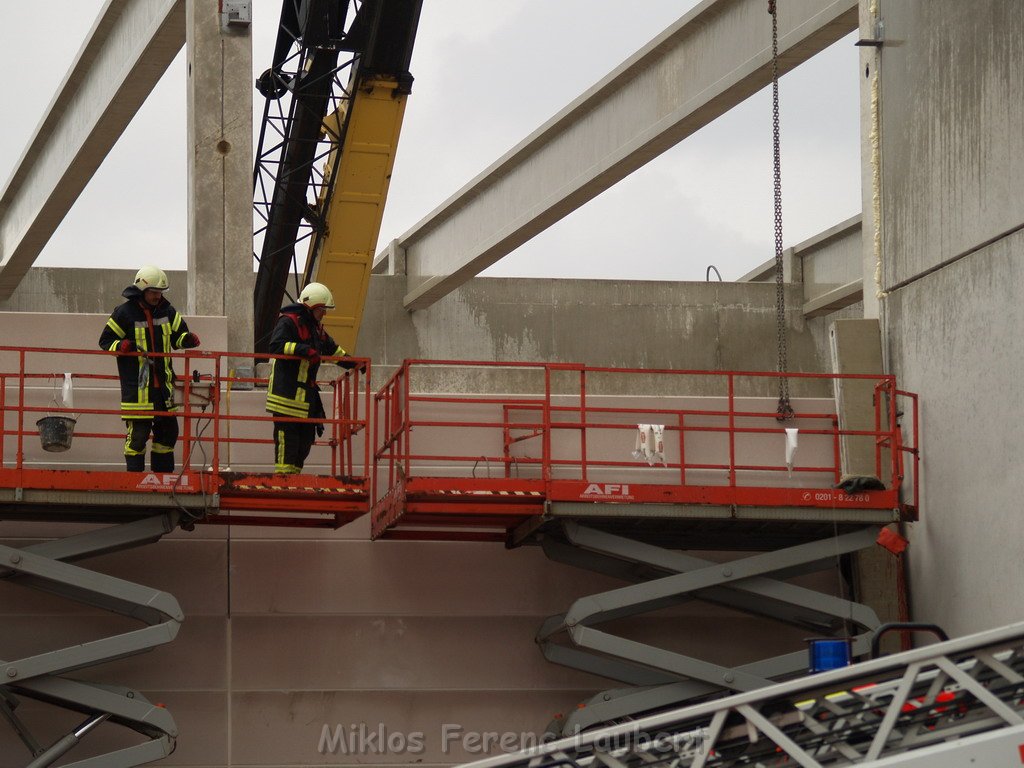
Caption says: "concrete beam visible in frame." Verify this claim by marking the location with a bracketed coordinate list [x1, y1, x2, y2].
[737, 247, 799, 284]
[0, 0, 185, 299]
[802, 280, 862, 317]
[394, 0, 857, 310]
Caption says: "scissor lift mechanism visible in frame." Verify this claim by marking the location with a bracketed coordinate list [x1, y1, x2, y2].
[455, 621, 1024, 767]
[538, 522, 888, 734]
[0, 513, 183, 767]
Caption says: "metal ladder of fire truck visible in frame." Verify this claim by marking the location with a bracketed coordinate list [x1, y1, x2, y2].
[468, 620, 1024, 768]
[0, 511, 184, 767]
[536, 521, 890, 735]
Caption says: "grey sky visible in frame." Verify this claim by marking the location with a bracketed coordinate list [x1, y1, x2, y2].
[0, 1, 861, 282]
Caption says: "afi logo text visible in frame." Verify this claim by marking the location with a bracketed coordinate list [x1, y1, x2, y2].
[582, 483, 630, 497]
[137, 473, 188, 489]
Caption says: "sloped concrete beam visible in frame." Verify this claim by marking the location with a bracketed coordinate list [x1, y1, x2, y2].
[0, 0, 185, 299]
[396, 0, 856, 310]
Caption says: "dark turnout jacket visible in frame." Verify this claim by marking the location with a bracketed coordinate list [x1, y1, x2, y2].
[266, 303, 347, 419]
[98, 286, 193, 417]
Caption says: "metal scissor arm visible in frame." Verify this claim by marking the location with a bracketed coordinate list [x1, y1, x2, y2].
[538, 522, 882, 733]
[0, 514, 183, 767]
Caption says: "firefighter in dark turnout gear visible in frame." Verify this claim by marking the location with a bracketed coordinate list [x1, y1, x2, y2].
[98, 265, 200, 472]
[266, 282, 350, 474]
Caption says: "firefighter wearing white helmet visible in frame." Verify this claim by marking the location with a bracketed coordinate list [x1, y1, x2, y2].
[134, 264, 170, 291]
[98, 265, 201, 473]
[299, 282, 335, 309]
[265, 282, 354, 474]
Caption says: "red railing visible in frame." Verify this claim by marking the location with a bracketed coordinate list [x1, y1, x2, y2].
[0, 345, 371, 487]
[1, 350, 920, 529]
[372, 360, 920, 514]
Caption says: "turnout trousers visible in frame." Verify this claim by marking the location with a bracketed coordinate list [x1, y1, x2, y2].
[123, 392, 178, 473]
[273, 420, 317, 474]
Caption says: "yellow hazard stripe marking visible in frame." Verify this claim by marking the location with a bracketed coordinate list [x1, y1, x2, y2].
[433, 489, 543, 496]
[234, 485, 360, 494]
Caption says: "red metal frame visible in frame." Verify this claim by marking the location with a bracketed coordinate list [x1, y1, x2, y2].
[371, 360, 921, 541]
[0, 346, 372, 527]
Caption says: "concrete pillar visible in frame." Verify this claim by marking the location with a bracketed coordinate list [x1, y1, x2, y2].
[186, 0, 253, 354]
[830, 319, 886, 481]
[830, 318, 903, 650]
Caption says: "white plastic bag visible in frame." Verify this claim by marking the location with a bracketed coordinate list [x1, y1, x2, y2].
[632, 424, 653, 463]
[632, 424, 666, 466]
[61, 372, 74, 411]
[785, 427, 799, 476]
[650, 424, 666, 466]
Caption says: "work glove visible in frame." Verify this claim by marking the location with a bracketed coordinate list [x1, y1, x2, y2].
[315, 422, 325, 438]
[182, 332, 201, 349]
[117, 339, 135, 354]
[339, 354, 357, 371]
[304, 347, 321, 365]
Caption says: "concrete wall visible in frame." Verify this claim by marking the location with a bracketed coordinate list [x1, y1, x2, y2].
[879, 0, 1024, 636]
[3, 269, 829, 397]
[0, 268, 188, 314]
[361, 276, 830, 398]
[0, 525, 834, 766]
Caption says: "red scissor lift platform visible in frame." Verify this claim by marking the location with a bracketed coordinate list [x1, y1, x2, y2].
[0, 350, 923, 749]
[371, 360, 919, 546]
[0, 346, 372, 527]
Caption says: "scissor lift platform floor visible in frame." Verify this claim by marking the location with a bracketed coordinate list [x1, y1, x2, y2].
[0, 469, 368, 528]
[517, 512, 897, 550]
[371, 476, 908, 546]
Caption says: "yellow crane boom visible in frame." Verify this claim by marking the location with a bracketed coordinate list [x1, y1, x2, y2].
[307, 76, 408, 353]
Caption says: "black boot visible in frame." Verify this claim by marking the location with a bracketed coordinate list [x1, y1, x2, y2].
[125, 454, 145, 472]
[151, 452, 175, 474]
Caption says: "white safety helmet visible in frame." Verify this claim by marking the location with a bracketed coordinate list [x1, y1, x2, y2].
[134, 265, 169, 291]
[299, 282, 335, 310]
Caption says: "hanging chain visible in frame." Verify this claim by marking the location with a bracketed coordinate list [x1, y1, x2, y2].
[769, 0, 793, 421]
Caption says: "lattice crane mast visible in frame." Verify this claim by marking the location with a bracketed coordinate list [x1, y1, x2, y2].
[252, 0, 422, 354]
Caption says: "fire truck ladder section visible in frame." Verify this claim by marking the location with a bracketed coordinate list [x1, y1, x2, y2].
[0, 513, 182, 767]
[371, 361, 921, 731]
[456, 621, 1024, 768]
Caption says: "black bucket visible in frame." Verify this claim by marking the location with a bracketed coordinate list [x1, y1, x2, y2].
[36, 416, 77, 452]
